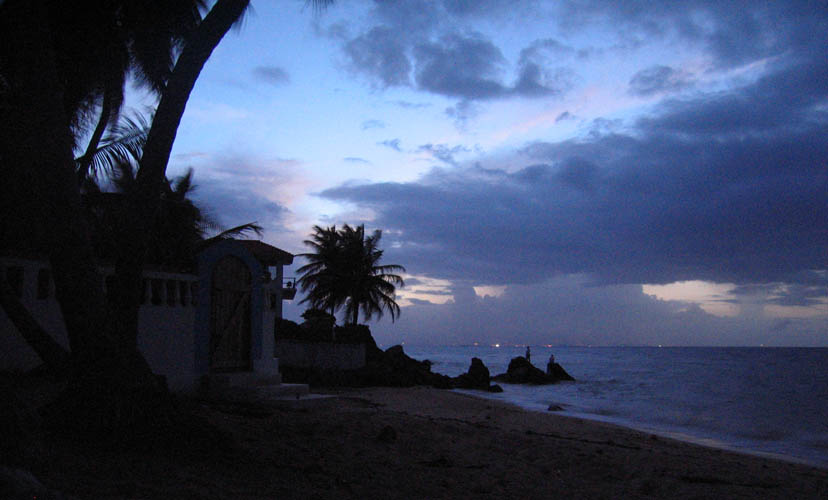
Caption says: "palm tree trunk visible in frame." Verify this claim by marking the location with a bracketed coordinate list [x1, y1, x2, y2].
[2, 0, 111, 357]
[111, 0, 250, 348]
[2, 0, 169, 438]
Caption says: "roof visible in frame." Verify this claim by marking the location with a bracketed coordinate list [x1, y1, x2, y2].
[237, 240, 294, 266]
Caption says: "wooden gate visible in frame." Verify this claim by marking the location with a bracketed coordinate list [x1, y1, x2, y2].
[209, 256, 252, 371]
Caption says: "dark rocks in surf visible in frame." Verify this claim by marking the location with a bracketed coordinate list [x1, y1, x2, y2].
[546, 361, 575, 382]
[492, 356, 574, 385]
[452, 357, 491, 390]
[451, 357, 504, 392]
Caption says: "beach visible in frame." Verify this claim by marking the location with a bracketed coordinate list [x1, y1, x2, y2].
[24, 386, 828, 499]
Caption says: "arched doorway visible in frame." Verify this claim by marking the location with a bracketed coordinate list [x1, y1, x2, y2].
[209, 255, 252, 371]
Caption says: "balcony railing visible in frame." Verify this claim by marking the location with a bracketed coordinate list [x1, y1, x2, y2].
[281, 277, 296, 300]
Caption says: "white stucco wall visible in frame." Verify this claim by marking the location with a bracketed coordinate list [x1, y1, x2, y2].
[2, 252, 293, 393]
[0, 259, 201, 390]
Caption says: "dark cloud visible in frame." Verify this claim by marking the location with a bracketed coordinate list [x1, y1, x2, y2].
[391, 100, 431, 109]
[445, 100, 479, 129]
[412, 33, 570, 100]
[406, 297, 438, 306]
[638, 59, 828, 137]
[416, 143, 471, 165]
[554, 157, 599, 192]
[514, 39, 576, 97]
[768, 286, 828, 308]
[252, 65, 290, 86]
[344, 26, 411, 87]
[192, 181, 289, 235]
[555, 111, 574, 123]
[334, 0, 826, 107]
[628, 65, 693, 96]
[338, 13, 571, 101]
[731, 279, 828, 308]
[378, 138, 402, 152]
[320, 59, 828, 287]
[343, 157, 371, 164]
[361, 119, 385, 130]
[557, 1, 826, 69]
[413, 33, 508, 100]
[179, 156, 299, 241]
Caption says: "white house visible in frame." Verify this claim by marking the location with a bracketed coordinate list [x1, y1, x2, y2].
[0, 239, 304, 397]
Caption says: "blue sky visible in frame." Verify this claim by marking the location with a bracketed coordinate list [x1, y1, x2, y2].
[146, 0, 826, 346]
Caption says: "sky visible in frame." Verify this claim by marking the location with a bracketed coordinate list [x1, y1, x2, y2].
[146, 0, 825, 346]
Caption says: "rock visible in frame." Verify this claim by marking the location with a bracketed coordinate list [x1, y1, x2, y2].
[547, 362, 575, 382]
[492, 356, 575, 385]
[452, 357, 491, 390]
[279, 329, 453, 389]
[488, 384, 503, 393]
[547, 404, 564, 412]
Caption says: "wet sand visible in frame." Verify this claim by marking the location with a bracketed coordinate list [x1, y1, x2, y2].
[28, 386, 828, 499]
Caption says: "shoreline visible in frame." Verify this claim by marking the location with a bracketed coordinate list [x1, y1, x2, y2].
[23, 385, 828, 499]
[452, 386, 828, 470]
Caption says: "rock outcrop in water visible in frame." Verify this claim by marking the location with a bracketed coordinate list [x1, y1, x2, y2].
[491, 356, 574, 385]
[452, 357, 502, 392]
[279, 317, 574, 389]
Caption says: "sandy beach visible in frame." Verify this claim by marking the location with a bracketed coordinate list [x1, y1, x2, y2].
[16, 386, 826, 499]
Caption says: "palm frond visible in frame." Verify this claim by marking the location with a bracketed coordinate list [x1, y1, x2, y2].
[82, 111, 150, 182]
[199, 222, 263, 248]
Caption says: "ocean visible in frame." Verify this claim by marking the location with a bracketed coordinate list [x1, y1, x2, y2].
[402, 345, 828, 468]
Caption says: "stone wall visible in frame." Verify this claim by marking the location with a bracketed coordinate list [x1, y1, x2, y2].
[274, 340, 366, 370]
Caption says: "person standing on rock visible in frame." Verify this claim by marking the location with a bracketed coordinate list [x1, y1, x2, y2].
[525, 346, 531, 362]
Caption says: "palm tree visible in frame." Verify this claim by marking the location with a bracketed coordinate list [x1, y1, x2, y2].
[297, 224, 406, 325]
[297, 225, 346, 316]
[81, 114, 262, 270]
[0, 0, 258, 437]
[339, 225, 406, 325]
[1, 0, 334, 438]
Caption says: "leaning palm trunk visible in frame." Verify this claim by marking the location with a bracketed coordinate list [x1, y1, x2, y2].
[109, 0, 251, 348]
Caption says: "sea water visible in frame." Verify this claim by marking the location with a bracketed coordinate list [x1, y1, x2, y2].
[402, 345, 828, 468]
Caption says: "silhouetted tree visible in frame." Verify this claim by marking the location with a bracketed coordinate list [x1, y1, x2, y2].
[297, 224, 405, 325]
[297, 225, 347, 317]
[84, 144, 262, 270]
[339, 224, 406, 325]
[0, 0, 253, 437]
